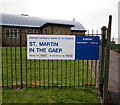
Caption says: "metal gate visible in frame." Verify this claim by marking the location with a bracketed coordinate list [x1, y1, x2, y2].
[1, 15, 112, 105]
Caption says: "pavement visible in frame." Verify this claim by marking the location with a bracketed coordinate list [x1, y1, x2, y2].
[108, 51, 119, 105]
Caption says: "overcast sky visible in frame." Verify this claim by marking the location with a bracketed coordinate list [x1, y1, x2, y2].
[0, 0, 119, 42]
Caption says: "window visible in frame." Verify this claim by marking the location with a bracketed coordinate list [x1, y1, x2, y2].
[44, 29, 49, 34]
[34, 30, 39, 34]
[26, 29, 38, 34]
[6, 29, 10, 38]
[5, 29, 18, 38]
[45, 29, 47, 34]
[14, 29, 18, 38]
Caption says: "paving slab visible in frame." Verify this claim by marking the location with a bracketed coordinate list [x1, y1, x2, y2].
[108, 51, 119, 105]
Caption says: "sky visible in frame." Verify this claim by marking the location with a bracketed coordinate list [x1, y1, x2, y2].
[0, 0, 119, 43]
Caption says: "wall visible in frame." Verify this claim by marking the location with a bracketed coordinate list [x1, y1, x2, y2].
[2, 26, 41, 46]
[42, 24, 71, 35]
[2, 25, 85, 46]
[71, 30, 85, 35]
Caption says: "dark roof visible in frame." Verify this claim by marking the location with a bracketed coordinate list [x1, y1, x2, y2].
[0, 13, 85, 31]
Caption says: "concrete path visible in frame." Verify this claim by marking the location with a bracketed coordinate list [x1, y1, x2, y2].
[108, 51, 119, 105]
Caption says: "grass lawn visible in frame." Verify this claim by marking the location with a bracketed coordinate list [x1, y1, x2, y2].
[2, 47, 96, 87]
[2, 47, 100, 104]
[2, 87, 100, 103]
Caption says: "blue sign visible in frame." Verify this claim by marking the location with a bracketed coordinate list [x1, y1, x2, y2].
[27, 35, 100, 60]
[75, 35, 100, 60]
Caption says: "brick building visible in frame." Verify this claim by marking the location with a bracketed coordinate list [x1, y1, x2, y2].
[0, 13, 86, 46]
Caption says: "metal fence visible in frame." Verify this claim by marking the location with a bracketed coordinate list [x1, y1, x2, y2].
[1, 30, 101, 88]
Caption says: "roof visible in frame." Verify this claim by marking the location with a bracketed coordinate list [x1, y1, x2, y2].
[40, 22, 74, 29]
[47, 19, 85, 31]
[0, 13, 85, 31]
[0, 13, 46, 27]
[71, 21, 85, 31]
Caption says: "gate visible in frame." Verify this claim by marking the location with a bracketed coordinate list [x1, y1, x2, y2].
[1, 15, 112, 105]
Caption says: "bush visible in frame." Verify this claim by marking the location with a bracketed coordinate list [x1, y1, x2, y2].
[110, 43, 120, 53]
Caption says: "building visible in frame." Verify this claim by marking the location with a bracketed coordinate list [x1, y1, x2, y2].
[0, 13, 86, 46]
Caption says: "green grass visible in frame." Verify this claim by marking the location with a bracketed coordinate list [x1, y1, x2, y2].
[2, 87, 100, 103]
[2, 47, 96, 87]
[2, 47, 100, 104]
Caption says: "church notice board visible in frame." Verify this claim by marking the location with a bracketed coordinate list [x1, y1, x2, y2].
[27, 35, 100, 60]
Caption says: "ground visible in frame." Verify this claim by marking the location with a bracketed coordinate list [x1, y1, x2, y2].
[2, 87, 100, 104]
[108, 51, 119, 104]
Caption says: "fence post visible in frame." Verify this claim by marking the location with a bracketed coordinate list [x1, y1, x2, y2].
[20, 27, 23, 89]
[103, 15, 112, 105]
[0, 23, 2, 105]
[99, 26, 107, 100]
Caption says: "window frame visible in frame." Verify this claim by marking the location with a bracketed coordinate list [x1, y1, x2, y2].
[26, 29, 38, 34]
[5, 28, 18, 38]
[5, 29, 10, 38]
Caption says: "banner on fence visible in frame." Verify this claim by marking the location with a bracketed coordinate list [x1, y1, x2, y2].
[27, 35, 100, 60]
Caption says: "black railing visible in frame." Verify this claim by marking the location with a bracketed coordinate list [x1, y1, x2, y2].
[2, 30, 100, 88]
